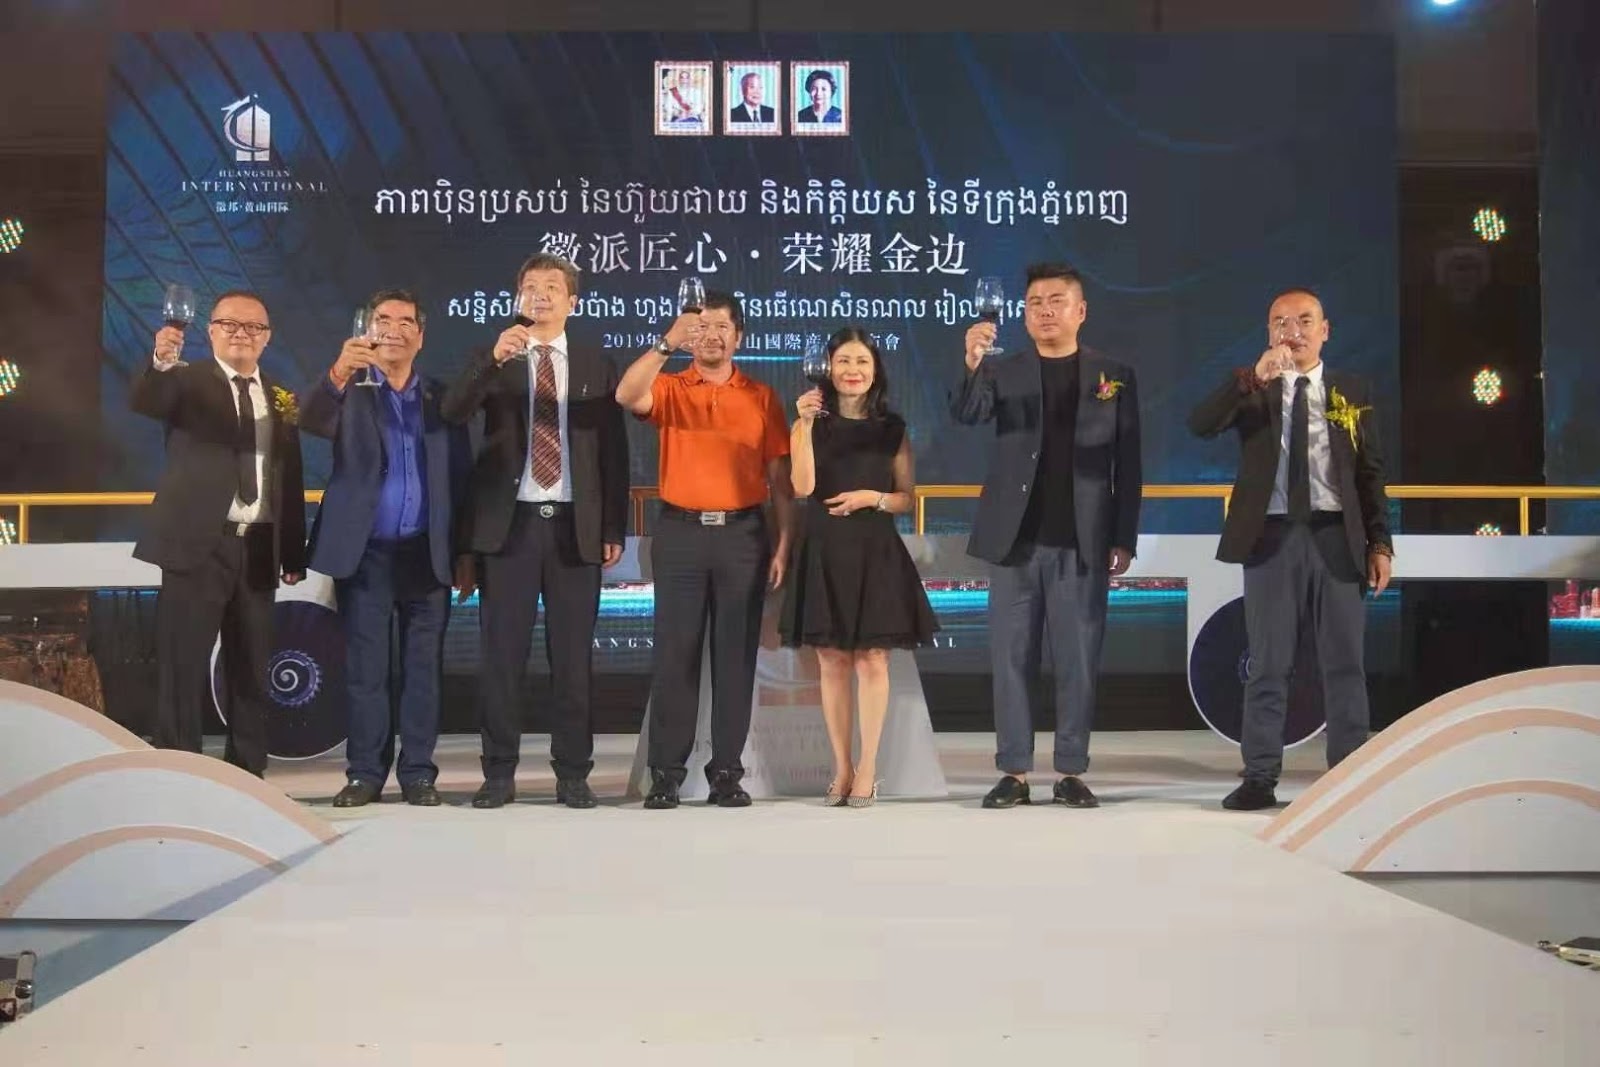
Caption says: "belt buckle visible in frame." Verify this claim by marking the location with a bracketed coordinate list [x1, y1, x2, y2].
[699, 510, 726, 527]
[231, 522, 250, 537]
[538, 504, 556, 519]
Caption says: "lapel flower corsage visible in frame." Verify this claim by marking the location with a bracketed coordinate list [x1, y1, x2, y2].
[1094, 372, 1125, 401]
[270, 385, 299, 426]
[1325, 386, 1369, 449]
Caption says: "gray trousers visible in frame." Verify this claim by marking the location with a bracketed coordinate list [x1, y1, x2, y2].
[1241, 519, 1369, 784]
[989, 544, 1109, 776]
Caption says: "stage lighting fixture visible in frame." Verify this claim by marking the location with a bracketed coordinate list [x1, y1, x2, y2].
[0, 218, 23, 254]
[1429, 0, 1463, 7]
[1472, 207, 1506, 243]
[0, 518, 16, 546]
[0, 359, 19, 398]
[1475, 523, 1502, 537]
[1471, 366, 1503, 406]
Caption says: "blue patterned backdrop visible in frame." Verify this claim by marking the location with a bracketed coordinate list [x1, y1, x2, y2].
[103, 31, 1398, 527]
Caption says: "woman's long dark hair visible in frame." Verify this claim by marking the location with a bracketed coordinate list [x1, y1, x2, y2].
[819, 326, 890, 419]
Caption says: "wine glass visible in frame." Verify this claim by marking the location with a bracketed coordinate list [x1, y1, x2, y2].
[507, 290, 545, 361]
[800, 337, 831, 418]
[350, 307, 382, 387]
[1271, 316, 1304, 374]
[678, 276, 705, 314]
[160, 283, 196, 366]
[974, 277, 1004, 356]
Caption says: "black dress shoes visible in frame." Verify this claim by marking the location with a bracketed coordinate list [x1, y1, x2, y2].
[471, 779, 516, 809]
[1222, 779, 1278, 811]
[401, 780, 441, 807]
[981, 776, 1031, 809]
[706, 770, 752, 808]
[1052, 776, 1100, 808]
[556, 778, 598, 809]
[643, 770, 680, 810]
[332, 779, 381, 808]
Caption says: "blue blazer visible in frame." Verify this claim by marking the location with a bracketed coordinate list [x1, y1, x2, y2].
[949, 346, 1143, 566]
[298, 373, 471, 586]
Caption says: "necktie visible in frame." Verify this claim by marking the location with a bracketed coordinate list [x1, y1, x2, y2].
[233, 375, 259, 506]
[1287, 376, 1310, 522]
[530, 345, 562, 489]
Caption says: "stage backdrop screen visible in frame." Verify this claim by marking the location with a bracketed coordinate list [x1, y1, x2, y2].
[103, 31, 1398, 516]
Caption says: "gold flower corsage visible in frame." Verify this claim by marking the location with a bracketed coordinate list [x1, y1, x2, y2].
[271, 385, 299, 426]
[1326, 386, 1369, 448]
[1094, 373, 1125, 401]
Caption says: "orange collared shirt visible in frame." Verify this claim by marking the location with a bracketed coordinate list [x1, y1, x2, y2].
[648, 363, 790, 511]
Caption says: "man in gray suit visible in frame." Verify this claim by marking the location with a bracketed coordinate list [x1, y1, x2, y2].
[951, 262, 1143, 809]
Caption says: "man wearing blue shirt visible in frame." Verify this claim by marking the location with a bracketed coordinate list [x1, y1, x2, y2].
[300, 289, 471, 807]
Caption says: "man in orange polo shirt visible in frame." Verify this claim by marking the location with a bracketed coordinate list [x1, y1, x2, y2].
[616, 290, 794, 808]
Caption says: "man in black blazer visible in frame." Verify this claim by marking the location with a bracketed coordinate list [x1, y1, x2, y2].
[441, 254, 630, 809]
[132, 290, 306, 777]
[729, 72, 776, 124]
[298, 289, 472, 808]
[951, 263, 1142, 810]
[1189, 288, 1393, 810]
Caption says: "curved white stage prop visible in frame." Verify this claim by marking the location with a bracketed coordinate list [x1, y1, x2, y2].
[0, 680, 338, 921]
[1260, 666, 1600, 873]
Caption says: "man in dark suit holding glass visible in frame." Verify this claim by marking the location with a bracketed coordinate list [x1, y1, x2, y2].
[951, 263, 1142, 811]
[1189, 288, 1393, 810]
[133, 290, 306, 777]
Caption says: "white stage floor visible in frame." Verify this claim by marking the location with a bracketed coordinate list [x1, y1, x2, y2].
[5, 733, 1598, 1064]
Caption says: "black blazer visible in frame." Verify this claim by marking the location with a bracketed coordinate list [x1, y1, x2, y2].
[130, 359, 307, 577]
[950, 346, 1143, 566]
[1188, 367, 1392, 568]
[298, 374, 472, 586]
[729, 104, 776, 123]
[440, 345, 629, 563]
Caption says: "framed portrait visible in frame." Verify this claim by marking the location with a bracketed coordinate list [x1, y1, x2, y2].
[722, 61, 783, 136]
[655, 60, 714, 137]
[790, 61, 850, 136]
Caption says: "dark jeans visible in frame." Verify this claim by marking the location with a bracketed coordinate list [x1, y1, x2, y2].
[1241, 517, 1369, 784]
[646, 509, 770, 785]
[336, 536, 448, 788]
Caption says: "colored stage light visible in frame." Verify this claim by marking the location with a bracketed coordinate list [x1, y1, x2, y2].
[1475, 523, 1502, 537]
[0, 518, 16, 545]
[0, 218, 23, 254]
[1430, 0, 1463, 7]
[1471, 367, 1503, 406]
[0, 359, 20, 398]
[1472, 207, 1506, 243]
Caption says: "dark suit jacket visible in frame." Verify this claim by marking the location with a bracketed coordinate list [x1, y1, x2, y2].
[950, 347, 1143, 566]
[730, 104, 776, 123]
[130, 359, 307, 577]
[1188, 367, 1392, 569]
[297, 373, 471, 586]
[440, 345, 629, 564]
[797, 106, 842, 123]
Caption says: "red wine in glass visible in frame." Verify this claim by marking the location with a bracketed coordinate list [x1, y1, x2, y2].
[159, 283, 197, 365]
[801, 340, 831, 417]
[678, 277, 705, 315]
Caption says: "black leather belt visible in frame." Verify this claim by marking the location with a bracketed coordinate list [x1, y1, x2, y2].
[660, 502, 763, 527]
[518, 501, 572, 520]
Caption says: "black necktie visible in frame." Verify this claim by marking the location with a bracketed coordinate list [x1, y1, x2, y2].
[1287, 376, 1310, 522]
[233, 375, 259, 506]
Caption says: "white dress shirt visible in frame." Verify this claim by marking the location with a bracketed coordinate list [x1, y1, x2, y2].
[1267, 361, 1341, 515]
[517, 332, 574, 503]
[218, 357, 272, 524]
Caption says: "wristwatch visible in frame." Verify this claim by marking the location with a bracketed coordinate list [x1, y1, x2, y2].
[654, 337, 673, 355]
[874, 493, 889, 512]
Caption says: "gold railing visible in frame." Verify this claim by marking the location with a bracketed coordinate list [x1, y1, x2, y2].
[3, 486, 1597, 543]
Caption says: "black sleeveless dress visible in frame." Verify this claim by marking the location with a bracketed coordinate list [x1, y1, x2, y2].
[779, 413, 939, 650]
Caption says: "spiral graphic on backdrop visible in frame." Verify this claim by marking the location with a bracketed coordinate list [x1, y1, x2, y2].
[211, 600, 349, 760]
[1187, 596, 1325, 749]
[268, 651, 321, 708]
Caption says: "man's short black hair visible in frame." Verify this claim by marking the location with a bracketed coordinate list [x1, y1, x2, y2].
[212, 289, 269, 319]
[702, 289, 744, 333]
[366, 288, 426, 328]
[1023, 262, 1085, 293]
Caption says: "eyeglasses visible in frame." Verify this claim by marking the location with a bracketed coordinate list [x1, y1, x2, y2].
[210, 319, 271, 337]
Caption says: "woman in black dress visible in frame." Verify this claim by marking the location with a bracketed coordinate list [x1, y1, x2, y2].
[780, 327, 938, 807]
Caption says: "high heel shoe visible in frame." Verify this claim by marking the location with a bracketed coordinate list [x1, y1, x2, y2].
[846, 781, 881, 809]
[822, 778, 851, 807]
